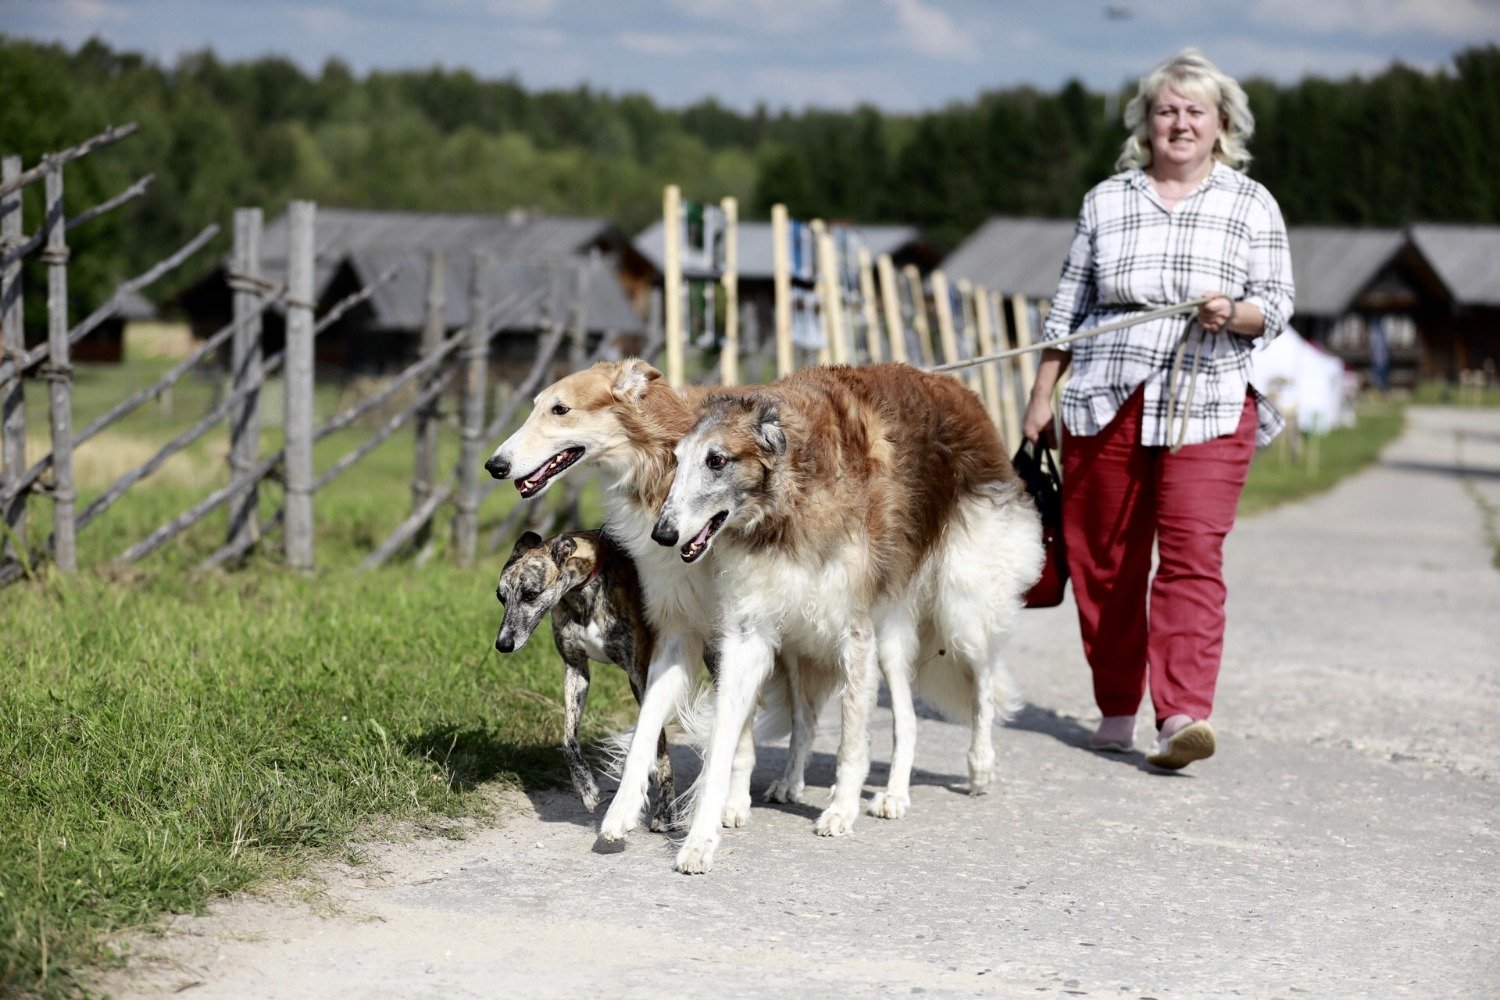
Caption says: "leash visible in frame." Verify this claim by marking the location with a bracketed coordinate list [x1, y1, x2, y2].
[924, 295, 1218, 453]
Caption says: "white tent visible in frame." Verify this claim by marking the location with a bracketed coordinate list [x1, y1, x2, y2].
[1251, 327, 1352, 434]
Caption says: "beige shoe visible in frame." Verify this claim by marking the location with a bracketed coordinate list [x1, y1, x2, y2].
[1145, 720, 1216, 770]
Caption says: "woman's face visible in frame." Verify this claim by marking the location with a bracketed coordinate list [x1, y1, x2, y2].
[1148, 83, 1222, 172]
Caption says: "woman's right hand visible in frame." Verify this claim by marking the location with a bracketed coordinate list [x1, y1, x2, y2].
[1022, 393, 1055, 447]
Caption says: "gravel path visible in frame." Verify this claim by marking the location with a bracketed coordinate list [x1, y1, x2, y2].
[110, 406, 1500, 999]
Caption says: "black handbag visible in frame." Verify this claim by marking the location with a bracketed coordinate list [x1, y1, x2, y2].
[1013, 439, 1069, 609]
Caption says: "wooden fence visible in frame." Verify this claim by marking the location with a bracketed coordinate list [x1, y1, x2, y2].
[0, 126, 609, 587]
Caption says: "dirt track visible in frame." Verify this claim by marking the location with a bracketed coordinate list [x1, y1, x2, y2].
[107, 406, 1500, 999]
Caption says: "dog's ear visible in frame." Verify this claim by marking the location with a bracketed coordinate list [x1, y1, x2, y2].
[612, 358, 662, 402]
[503, 530, 544, 571]
[750, 397, 786, 456]
[551, 534, 596, 590]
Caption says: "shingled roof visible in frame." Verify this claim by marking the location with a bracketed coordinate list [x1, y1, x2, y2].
[633, 220, 935, 281]
[187, 206, 643, 336]
[939, 216, 1458, 319]
[344, 250, 642, 334]
[1409, 224, 1500, 308]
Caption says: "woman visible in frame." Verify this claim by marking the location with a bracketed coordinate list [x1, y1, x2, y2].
[1023, 49, 1294, 770]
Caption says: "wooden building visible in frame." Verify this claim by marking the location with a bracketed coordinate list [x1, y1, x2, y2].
[178, 207, 651, 375]
[941, 216, 1494, 387]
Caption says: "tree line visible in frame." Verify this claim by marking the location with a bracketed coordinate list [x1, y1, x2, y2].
[2, 34, 1496, 321]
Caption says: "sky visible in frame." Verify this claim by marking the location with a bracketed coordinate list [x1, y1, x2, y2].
[8, 0, 1500, 111]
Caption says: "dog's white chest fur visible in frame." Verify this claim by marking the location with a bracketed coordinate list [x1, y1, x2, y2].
[720, 541, 867, 655]
[577, 620, 612, 663]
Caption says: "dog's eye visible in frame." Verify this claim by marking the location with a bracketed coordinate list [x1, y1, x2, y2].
[521, 589, 540, 602]
[551, 403, 570, 416]
[706, 452, 727, 471]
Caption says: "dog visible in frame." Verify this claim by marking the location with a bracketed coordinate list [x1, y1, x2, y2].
[651, 363, 1043, 872]
[485, 360, 1041, 873]
[493, 528, 678, 832]
[485, 362, 771, 853]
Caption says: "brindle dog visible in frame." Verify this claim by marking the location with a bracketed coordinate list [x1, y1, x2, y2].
[494, 529, 678, 831]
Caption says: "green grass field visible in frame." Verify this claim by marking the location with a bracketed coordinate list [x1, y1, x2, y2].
[0, 360, 1407, 997]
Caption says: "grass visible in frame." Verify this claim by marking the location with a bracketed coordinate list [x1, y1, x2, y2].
[1239, 398, 1407, 517]
[1, 360, 634, 998]
[0, 360, 1410, 996]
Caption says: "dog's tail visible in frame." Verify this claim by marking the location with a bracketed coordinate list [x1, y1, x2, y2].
[911, 649, 1025, 725]
[669, 667, 797, 753]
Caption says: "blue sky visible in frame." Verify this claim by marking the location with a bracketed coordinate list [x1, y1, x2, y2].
[10, 0, 1499, 111]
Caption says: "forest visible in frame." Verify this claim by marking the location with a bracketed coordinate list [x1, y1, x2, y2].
[2, 34, 1497, 317]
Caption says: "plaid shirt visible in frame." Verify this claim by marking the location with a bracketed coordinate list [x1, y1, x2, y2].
[1042, 162, 1295, 447]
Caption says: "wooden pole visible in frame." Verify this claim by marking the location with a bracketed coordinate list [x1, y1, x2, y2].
[856, 247, 883, 364]
[662, 185, 684, 388]
[226, 207, 263, 556]
[816, 227, 848, 366]
[876, 253, 906, 364]
[771, 203, 793, 378]
[956, 279, 984, 396]
[718, 197, 740, 386]
[991, 291, 1022, 451]
[454, 251, 490, 566]
[809, 220, 832, 367]
[903, 265, 934, 367]
[282, 200, 316, 571]
[42, 165, 77, 573]
[931, 270, 960, 377]
[972, 285, 1005, 433]
[572, 255, 593, 371]
[412, 249, 445, 551]
[1, 156, 25, 561]
[1010, 294, 1039, 395]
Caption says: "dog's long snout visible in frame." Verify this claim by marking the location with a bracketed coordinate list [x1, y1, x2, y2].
[651, 517, 679, 548]
[495, 633, 515, 653]
[485, 455, 511, 480]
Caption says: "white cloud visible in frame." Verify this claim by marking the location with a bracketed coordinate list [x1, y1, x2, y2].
[618, 31, 748, 57]
[663, 0, 848, 35]
[289, 5, 359, 35]
[1248, 0, 1500, 40]
[54, 0, 129, 26]
[884, 0, 978, 61]
[485, 0, 561, 18]
[745, 64, 922, 110]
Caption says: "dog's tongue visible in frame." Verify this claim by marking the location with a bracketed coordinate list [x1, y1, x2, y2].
[684, 519, 715, 554]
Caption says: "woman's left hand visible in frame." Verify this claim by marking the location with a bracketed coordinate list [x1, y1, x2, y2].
[1197, 292, 1233, 333]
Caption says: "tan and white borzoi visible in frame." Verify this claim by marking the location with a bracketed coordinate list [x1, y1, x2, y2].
[485, 360, 1041, 873]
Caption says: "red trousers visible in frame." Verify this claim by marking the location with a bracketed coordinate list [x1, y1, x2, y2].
[1061, 388, 1257, 727]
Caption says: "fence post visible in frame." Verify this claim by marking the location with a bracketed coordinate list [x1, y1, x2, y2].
[662, 185, 684, 388]
[226, 207, 263, 555]
[1, 156, 25, 561]
[856, 247, 883, 365]
[283, 200, 316, 571]
[570, 256, 591, 372]
[720, 196, 739, 386]
[412, 249, 445, 550]
[876, 253, 907, 364]
[771, 203, 793, 378]
[42, 164, 78, 573]
[453, 251, 490, 566]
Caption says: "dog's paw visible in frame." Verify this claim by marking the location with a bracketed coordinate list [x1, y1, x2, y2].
[578, 785, 601, 813]
[648, 807, 678, 834]
[764, 778, 804, 804]
[867, 790, 909, 820]
[674, 834, 719, 874]
[721, 793, 752, 828]
[597, 805, 638, 843]
[814, 802, 858, 837]
[967, 771, 995, 796]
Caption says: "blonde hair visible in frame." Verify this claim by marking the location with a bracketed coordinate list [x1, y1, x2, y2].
[1116, 49, 1254, 172]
